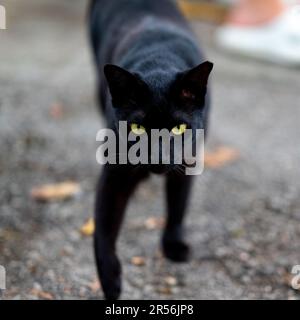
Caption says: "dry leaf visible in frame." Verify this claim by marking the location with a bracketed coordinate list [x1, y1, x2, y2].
[282, 271, 294, 287]
[205, 146, 239, 169]
[80, 218, 95, 237]
[178, 0, 227, 23]
[164, 276, 178, 287]
[31, 181, 81, 202]
[144, 217, 165, 230]
[30, 288, 54, 300]
[0, 229, 19, 241]
[157, 287, 173, 295]
[131, 256, 146, 267]
[87, 279, 101, 293]
[49, 103, 64, 119]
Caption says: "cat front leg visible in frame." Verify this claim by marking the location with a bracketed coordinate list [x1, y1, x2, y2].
[94, 165, 147, 300]
[162, 172, 194, 262]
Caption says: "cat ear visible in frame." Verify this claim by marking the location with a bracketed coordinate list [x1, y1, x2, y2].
[104, 64, 146, 107]
[179, 61, 213, 106]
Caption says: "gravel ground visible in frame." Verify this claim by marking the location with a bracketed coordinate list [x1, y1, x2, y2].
[0, 0, 300, 300]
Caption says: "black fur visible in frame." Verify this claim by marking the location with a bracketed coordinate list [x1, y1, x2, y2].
[89, 0, 213, 300]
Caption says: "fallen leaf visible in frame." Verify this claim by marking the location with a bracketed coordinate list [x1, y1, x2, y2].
[282, 271, 294, 287]
[31, 181, 81, 202]
[154, 250, 164, 260]
[87, 279, 101, 293]
[80, 218, 95, 237]
[178, 0, 227, 23]
[144, 217, 165, 230]
[164, 276, 178, 287]
[239, 252, 250, 262]
[0, 229, 19, 241]
[157, 287, 173, 295]
[131, 256, 146, 266]
[231, 228, 246, 238]
[29, 288, 54, 300]
[49, 103, 64, 119]
[63, 287, 72, 295]
[205, 146, 239, 169]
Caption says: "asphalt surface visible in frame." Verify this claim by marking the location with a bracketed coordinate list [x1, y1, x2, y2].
[0, 0, 300, 300]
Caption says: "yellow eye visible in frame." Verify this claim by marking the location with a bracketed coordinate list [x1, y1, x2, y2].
[131, 123, 146, 135]
[171, 124, 187, 136]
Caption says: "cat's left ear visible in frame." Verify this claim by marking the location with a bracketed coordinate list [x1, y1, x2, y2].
[104, 64, 148, 107]
[179, 61, 214, 106]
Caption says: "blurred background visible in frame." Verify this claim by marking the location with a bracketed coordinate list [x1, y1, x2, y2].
[0, 0, 300, 300]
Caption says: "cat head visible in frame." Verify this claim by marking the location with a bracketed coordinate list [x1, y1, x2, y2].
[104, 61, 213, 174]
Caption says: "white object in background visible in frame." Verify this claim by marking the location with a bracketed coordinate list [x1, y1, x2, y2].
[216, 5, 300, 65]
[216, 0, 299, 6]
[0, 265, 6, 290]
[0, 5, 6, 30]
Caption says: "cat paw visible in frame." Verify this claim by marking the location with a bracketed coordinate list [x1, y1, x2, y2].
[98, 254, 122, 300]
[103, 277, 121, 300]
[162, 237, 191, 263]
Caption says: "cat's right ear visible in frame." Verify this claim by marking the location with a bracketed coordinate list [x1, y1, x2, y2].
[104, 64, 146, 107]
[178, 61, 214, 108]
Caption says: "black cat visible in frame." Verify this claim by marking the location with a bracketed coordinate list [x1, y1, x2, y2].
[89, 0, 213, 300]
